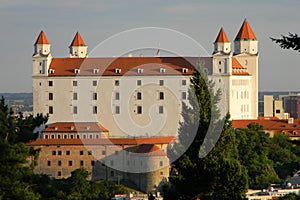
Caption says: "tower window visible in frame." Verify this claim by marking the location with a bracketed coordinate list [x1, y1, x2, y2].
[182, 80, 186, 86]
[49, 106, 53, 114]
[159, 106, 164, 114]
[49, 81, 53, 87]
[219, 69, 221, 73]
[80, 150, 84, 155]
[116, 106, 120, 114]
[73, 106, 77, 114]
[115, 92, 120, 100]
[159, 92, 164, 100]
[47, 161, 51, 166]
[80, 160, 84, 166]
[93, 93, 97, 100]
[73, 81, 78, 86]
[115, 80, 119, 86]
[219, 61, 221, 65]
[137, 92, 142, 100]
[159, 80, 164, 86]
[137, 106, 142, 114]
[93, 80, 97, 86]
[182, 92, 187, 100]
[66, 150, 70, 155]
[49, 93, 53, 100]
[58, 160, 62, 166]
[68, 161, 73, 166]
[93, 106, 97, 114]
[73, 93, 78, 100]
[137, 80, 142, 86]
[58, 171, 62, 176]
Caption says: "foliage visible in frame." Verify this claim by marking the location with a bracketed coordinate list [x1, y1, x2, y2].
[271, 33, 300, 52]
[278, 193, 300, 200]
[165, 63, 248, 200]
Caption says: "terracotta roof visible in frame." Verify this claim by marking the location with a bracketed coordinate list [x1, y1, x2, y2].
[232, 58, 249, 75]
[133, 144, 166, 156]
[34, 31, 50, 45]
[232, 118, 300, 137]
[43, 122, 108, 133]
[48, 57, 212, 76]
[235, 19, 257, 41]
[70, 32, 86, 46]
[215, 28, 230, 43]
[26, 136, 175, 146]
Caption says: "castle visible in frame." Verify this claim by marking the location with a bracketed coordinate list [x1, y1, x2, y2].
[29, 19, 259, 192]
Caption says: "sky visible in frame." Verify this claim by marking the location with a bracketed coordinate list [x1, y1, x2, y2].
[0, 0, 299, 92]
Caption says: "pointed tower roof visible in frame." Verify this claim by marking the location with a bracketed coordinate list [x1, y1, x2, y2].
[215, 28, 230, 43]
[235, 19, 257, 40]
[70, 32, 86, 46]
[34, 31, 50, 45]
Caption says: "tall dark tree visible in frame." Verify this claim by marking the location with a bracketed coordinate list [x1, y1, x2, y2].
[166, 63, 248, 200]
[271, 33, 300, 52]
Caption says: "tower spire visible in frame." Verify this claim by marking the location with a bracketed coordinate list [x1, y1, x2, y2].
[34, 31, 50, 45]
[215, 28, 229, 43]
[213, 28, 231, 54]
[70, 32, 86, 47]
[235, 19, 257, 41]
[69, 32, 88, 58]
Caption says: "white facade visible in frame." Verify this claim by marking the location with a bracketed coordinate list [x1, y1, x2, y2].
[33, 21, 259, 137]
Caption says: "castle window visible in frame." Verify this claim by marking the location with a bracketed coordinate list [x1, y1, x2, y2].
[58, 171, 62, 176]
[93, 80, 97, 86]
[80, 150, 84, 155]
[49, 81, 53, 87]
[52, 150, 56, 156]
[219, 68, 221, 73]
[51, 134, 55, 139]
[160, 171, 163, 175]
[159, 92, 164, 100]
[91, 160, 95, 166]
[137, 92, 142, 100]
[160, 68, 166, 73]
[116, 92, 120, 100]
[89, 134, 92, 139]
[182, 92, 187, 100]
[45, 135, 48, 139]
[58, 151, 62, 156]
[47, 161, 51, 166]
[93, 93, 97, 100]
[66, 150, 70, 155]
[182, 80, 186, 86]
[58, 160, 62, 166]
[73, 93, 78, 100]
[68, 161, 72, 166]
[137, 68, 143, 74]
[115, 68, 121, 74]
[137, 80, 142, 86]
[80, 160, 84, 166]
[39, 82, 41, 86]
[88, 150, 92, 155]
[159, 106, 164, 114]
[73, 106, 78, 114]
[160, 161, 163, 166]
[137, 106, 142, 114]
[49, 106, 53, 114]
[102, 150, 106, 155]
[93, 106, 97, 114]
[93, 69, 99, 74]
[74, 69, 80, 74]
[70, 134, 74, 139]
[159, 80, 164, 86]
[115, 80, 119, 86]
[182, 68, 188, 73]
[116, 106, 120, 114]
[64, 134, 68, 139]
[57, 134, 61, 139]
[219, 61, 221, 65]
[73, 81, 78, 86]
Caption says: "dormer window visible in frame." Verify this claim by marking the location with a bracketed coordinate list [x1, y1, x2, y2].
[137, 68, 143, 74]
[160, 68, 166, 73]
[49, 69, 55, 74]
[70, 126, 75, 130]
[182, 68, 188, 73]
[74, 69, 80, 74]
[54, 126, 58, 130]
[93, 68, 99, 74]
[115, 68, 121, 74]
[86, 126, 90, 130]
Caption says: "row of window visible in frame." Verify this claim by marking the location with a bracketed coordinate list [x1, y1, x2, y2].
[51, 150, 106, 156]
[47, 79, 187, 87]
[45, 133, 101, 139]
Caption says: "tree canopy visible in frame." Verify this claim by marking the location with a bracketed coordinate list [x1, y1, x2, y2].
[271, 33, 300, 52]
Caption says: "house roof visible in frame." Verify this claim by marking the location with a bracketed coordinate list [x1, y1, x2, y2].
[34, 31, 50, 45]
[232, 58, 249, 75]
[235, 19, 257, 41]
[232, 118, 300, 137]
[48, 57, 212, 76]
[43, 122, 108, 133]
[26, 136, 175, 146]
[132, 144, 166, 156]
[70, 32, 86, 47]
[215, 28, 230, 43]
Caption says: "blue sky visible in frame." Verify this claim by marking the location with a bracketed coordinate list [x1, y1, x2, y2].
[0, 0, 299, 92]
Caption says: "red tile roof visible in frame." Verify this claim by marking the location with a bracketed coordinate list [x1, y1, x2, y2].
[232, 118, 300, 137]
[232, 58, 249, 75]
[48, 57, 212, 76]
[235, 19, 257, 40]
[70, 32, 86, 46]
[133, 144, 166, 156]
[26, 136, 175, 146]
[43, 122, 108, 133]
[215, 28, 230, 43]
[35, 31, 50, 45]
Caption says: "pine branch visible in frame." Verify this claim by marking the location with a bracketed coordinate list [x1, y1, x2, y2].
[270, 33, 300, 52]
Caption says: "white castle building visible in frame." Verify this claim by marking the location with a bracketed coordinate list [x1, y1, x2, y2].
[32, 19, 259, 138]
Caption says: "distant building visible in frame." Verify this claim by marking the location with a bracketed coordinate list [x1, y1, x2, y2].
[233, 117, 300, 140]
[282, 94, 300, 119]
[263, 95, 287, 119]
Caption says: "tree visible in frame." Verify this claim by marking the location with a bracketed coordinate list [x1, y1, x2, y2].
[271, 33, 300, 52]
[166, 63, 248, 199]
[0, 96, 48, 199]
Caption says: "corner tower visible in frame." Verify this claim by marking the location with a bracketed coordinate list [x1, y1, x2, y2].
[32, 31, 52, 76]
[69, 32, 88, 58]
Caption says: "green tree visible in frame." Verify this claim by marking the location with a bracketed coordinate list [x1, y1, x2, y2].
[166, 63, 248, 199]
[271, 33, 300, 52]
[278, 193, 300, 200]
